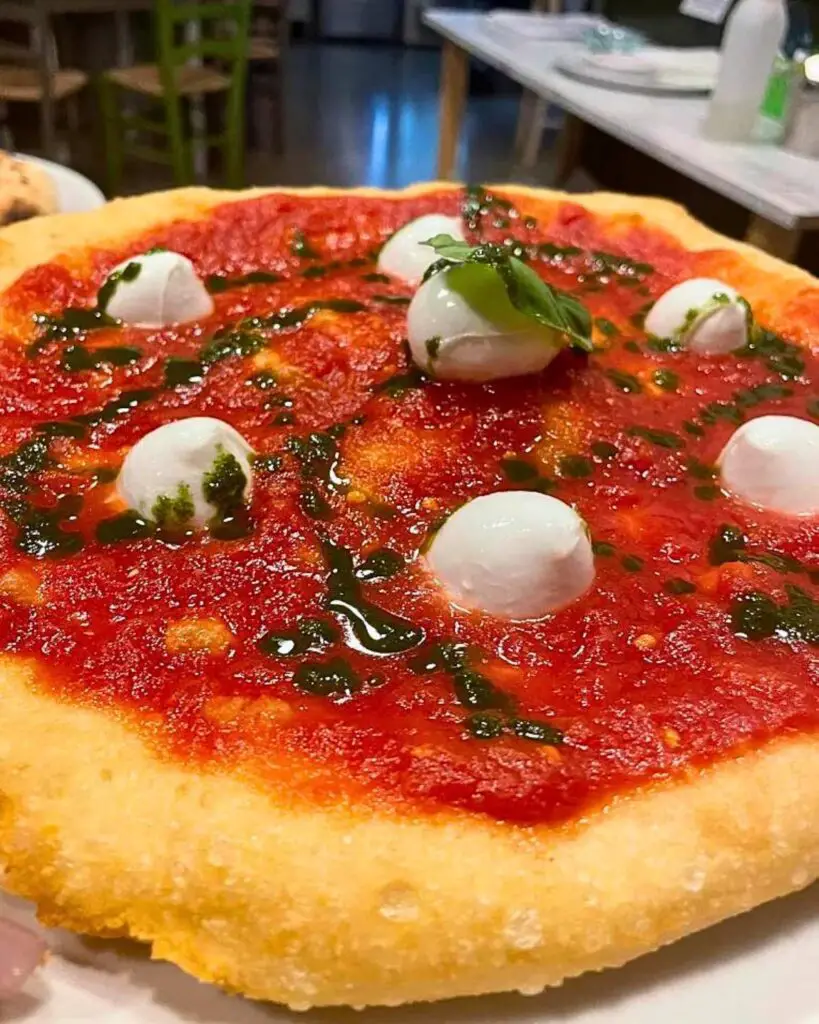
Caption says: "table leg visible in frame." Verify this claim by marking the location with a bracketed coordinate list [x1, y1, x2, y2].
[554, 112, 585, 188]
[745, 216, 802, 261]
[436, 40, 468, 180]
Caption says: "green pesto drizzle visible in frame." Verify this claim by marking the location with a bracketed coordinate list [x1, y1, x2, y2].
[354, 548, 404, 581]
[252, 453, 282, 473]
[29, 309, 116, 355]
[300, 487, 332, 520]
[411, 643, 564, 745]
[259, 617, 340, 657]
[739, 326, 805, 380]
[29, 261, 142, 356]
[61, 344, 142, 372]
[595, 317, 619, 337]
[290, 229, 321, 260]
[410, 643, 511, 711]
[731, 586, 819, 645]
[606, 369, 643, 394]
[462, 185, 515, 233]
[708, 523, 806, 575]
[559, 455, 592, 479]
[96, 510, 154, 545]
[286, 430, 346, 491]
[664, 577, 696, 595]
[202, 448, 252, 540]
[500, 456, 555, 492]
[322, 538, 422, 655]
[164, 357, 204, 387]
[207, 270, 282, 293]
[591, 441, 618, 460]
[627, 426, 685, 450]
[201, 300, 366, 365]
[151, 483, 195, 530]
[375, 365, 428, 397]
[293, 657, 361, 699]
[96, 259, 142, 311]
[249, 371, 277, 390]
[652, 369, 679, 392]
[0, 436, 85, 557]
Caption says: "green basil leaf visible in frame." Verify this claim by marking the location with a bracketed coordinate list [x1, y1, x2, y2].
[421, 234, 592, 352]
[422, 234, 475, 262]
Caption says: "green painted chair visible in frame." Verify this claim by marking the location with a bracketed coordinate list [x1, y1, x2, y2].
[99, 0, 253, 194]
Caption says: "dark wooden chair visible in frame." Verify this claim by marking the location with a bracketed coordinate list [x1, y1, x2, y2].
[0, 0, 88, 160]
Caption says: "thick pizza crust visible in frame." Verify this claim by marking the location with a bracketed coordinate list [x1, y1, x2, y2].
[0, 185, 817, 1008]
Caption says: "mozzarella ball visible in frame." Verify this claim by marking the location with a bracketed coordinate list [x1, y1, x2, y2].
[377, 214, 465, 285]
[644, 278, 748, 355]
[407, 264, 563, 382]
[426, 491, 595, 619]
[103, 251, 214, 328]
[118, 417, 253, 528]
[719, 415, 819, 516]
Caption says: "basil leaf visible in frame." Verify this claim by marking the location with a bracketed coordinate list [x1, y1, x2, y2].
[421, 235, 592, 352]
[423, 234, 475, 262]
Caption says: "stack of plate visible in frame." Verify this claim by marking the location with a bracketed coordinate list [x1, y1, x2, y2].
[556, 47, 721, 95]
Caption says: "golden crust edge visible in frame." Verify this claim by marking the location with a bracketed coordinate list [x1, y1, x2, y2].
[1, 658, 817, 1010]
[0, 184, 816, 1008]
[0, 181, 814, 293]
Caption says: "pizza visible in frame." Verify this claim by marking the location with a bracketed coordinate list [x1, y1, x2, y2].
[0, 152, 57, 226]
[0, 183, 816, 1010]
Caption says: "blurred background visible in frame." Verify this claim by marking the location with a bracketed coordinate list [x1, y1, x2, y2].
[0, 1, 817, 264]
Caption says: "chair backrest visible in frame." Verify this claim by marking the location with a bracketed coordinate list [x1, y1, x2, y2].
[0, 0, 59, 102]
[154, 0, 253, 76]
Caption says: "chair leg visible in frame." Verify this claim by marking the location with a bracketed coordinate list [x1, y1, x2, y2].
[97, 76, 124, 197]
[40, 89, 58, 161]
[166, 95, 192, 186]
[521, 98, 548, 170]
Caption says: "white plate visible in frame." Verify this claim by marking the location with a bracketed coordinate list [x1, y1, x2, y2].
[14, 153, 106, 215]
[557, 48, 719, 95]
[2, 883, 817, 1023]
[485, 11, 608, 43]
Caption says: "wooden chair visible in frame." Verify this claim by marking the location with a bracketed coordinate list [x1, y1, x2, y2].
[0, 1, 88, 160]
[98, 0, 253, 194]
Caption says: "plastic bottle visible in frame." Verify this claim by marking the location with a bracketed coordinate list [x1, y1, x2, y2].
[704, 0, 789, 142]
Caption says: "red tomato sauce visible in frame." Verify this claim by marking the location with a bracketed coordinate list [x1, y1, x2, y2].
[0, 187, 817, 824]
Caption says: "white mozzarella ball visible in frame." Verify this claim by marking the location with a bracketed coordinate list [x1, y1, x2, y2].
[377, 214, 465, 285]
[718, 415, 819, 516]
[118, 417, 253, 528]
[426, 491, 595, 619]
[644, 278, 748, 355]
[103, 251, 214, 328]
[407, 264, 562, 382]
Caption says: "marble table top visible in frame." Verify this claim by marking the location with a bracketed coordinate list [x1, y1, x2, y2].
[424, 10, 819, 231]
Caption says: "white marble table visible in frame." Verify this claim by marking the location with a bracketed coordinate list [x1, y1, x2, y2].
[424, 9, 819, 258]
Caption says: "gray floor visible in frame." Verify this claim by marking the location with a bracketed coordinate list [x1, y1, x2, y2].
[246, 41, 544, 189]
[106, 41, 575, 194]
